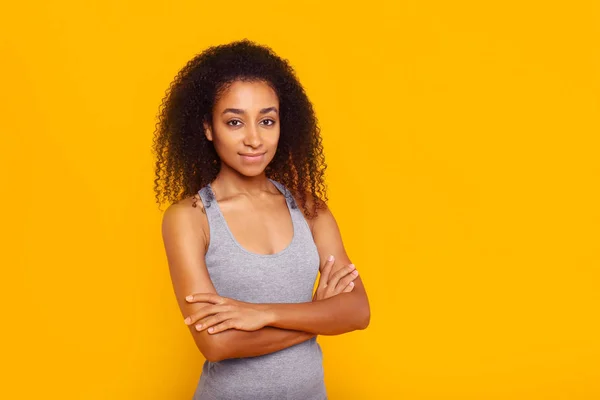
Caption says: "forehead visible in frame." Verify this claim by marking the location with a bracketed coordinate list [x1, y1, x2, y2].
[215, 80, 279, 109]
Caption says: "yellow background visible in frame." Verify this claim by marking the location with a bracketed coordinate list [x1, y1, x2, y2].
[1, 1, 599, 399]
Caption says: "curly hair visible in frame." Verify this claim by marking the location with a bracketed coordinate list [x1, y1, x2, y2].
[152, 38, 328, 218]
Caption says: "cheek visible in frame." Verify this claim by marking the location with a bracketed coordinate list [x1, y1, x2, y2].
[212, 129, 237, 147]
[211, 134, 237, 160]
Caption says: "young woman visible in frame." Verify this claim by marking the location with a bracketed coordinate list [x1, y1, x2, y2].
[154, 39, 370, 400]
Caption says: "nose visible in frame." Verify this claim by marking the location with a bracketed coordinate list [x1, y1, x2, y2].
[243, 124, 262, 148]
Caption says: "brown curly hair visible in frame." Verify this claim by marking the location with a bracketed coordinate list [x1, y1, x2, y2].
[152, 39, 328, 218]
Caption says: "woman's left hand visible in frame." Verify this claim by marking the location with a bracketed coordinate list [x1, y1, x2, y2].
[183, 293, 272, 334]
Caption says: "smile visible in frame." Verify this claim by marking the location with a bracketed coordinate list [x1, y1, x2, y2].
[239, 152, 266, 162]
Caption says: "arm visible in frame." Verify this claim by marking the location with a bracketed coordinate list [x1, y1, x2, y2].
[185, 203, 371, 336]
[265, 204, 370, 335]
[203, 327, 315, 361]
[161, 201, 315, 362]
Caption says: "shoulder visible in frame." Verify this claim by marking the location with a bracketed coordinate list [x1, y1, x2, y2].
[161, 194, 209, 250]
[162, 194, 205, 222]
[290, 189, 332, 233]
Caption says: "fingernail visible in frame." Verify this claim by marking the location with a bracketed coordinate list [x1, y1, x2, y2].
[349, 282, 355, 286]
[184, 317, 191, 325]
[186, 295, 193, 301]
[195, 324, 202, 330]
[348, 264, 356, 270]
[352, 270, 359, 276]
[328, 255, 334, 261]
[208, 327, 214, 333]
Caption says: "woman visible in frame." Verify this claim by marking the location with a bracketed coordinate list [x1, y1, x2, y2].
[154, 39, 370, 400]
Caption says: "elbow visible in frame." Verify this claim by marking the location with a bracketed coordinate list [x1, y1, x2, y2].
[356, 306, 371, 330]
[359, 313, 370, 330]
[202, 346, 224, 363]
[345, 294, 371, 332]
[193, 333, 227, 362]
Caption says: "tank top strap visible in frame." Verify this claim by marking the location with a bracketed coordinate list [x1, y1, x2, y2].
[197, 185, 229, 242]
[267, 178, 298, 210]
[197, 185, 217, 215]
[268, 179, 313, 239]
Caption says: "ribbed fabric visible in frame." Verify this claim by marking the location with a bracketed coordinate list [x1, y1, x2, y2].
[192, 179, 327, 400]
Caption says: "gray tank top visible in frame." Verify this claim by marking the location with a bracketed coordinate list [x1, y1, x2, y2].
[193, 179, 327, 400]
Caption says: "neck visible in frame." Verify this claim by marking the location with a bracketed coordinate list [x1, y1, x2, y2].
[211, 164, 272, 198]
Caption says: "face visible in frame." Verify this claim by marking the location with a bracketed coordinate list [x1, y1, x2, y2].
[204, 80, 280, 177]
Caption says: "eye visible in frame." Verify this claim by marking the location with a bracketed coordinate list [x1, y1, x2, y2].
[227, 120, 243, 127]
[261, 119, 276, 126]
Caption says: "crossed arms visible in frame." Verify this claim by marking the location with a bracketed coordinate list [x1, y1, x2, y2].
[161, 199, 370, 362]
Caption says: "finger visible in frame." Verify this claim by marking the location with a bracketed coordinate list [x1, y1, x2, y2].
[195, 312, 234, 332]
[185, 293, 222, 304]
[342, 282, 355, 293]
[208, 319, 236, 334]
[335, 269, 359, 292]
[184, 305, 230, 326]
[318, 255, 335, 289]
[328, 264, 356, 288]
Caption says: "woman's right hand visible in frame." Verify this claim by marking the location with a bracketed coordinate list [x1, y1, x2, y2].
[312, 255, 359, 301]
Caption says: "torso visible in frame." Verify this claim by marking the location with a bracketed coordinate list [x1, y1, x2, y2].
[190, 179, 326, 399]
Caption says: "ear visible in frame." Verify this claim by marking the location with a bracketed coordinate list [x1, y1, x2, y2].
[203, 121, 213, 141]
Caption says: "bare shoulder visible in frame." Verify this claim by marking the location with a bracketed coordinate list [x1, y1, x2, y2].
[161, 194, 209, 250]
[291, 190, 331, 233]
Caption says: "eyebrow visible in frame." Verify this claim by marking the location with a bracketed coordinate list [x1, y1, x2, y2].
[222, 106, 278, 115]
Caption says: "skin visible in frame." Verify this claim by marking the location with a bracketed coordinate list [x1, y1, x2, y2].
[161, 80, 370, 362]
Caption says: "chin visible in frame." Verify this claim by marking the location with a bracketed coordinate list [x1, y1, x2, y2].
[234, 164, 268, 177]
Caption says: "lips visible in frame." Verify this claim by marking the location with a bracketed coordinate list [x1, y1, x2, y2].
[239, 152, 266, 163]
[239, 153, 265, 157]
